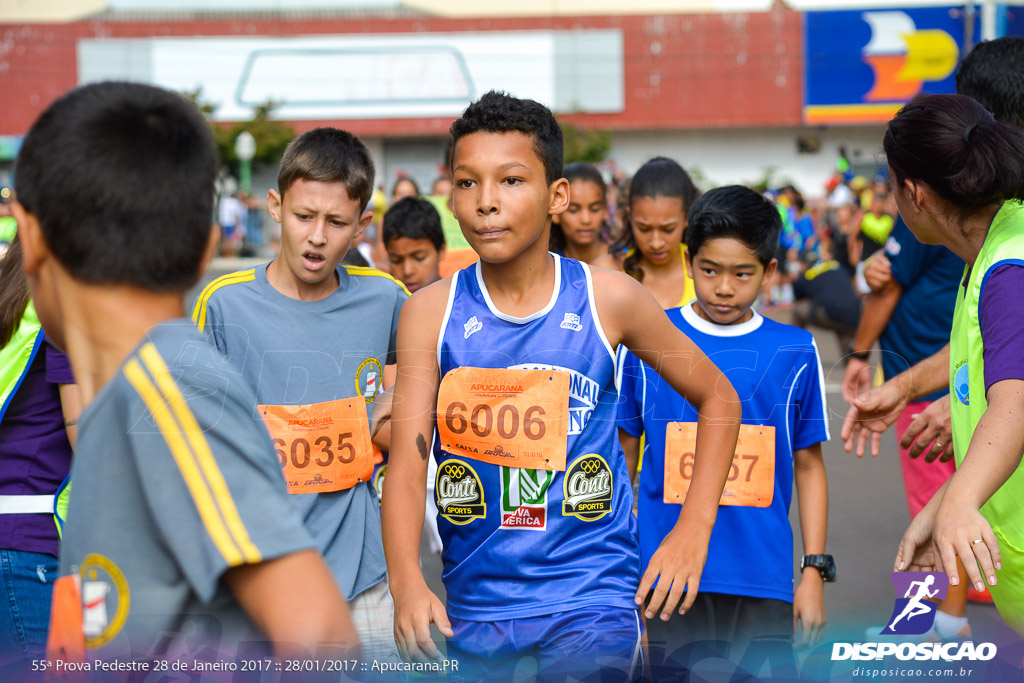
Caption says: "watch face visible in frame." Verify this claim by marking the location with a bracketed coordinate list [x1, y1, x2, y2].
[805, 555, 837, 581]
[822, 556, 837, 581]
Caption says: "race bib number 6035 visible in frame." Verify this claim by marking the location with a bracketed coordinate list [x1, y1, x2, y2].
[259, 398, 374, 494]
[437, 367, 570, 471]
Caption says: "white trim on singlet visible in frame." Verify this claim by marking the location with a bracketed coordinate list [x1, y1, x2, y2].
[640, 359, 648, 421]
[614, 345, 627, 396]
[810, 338, 832, 441]
[474, 253, 562, 324]
[436, 275, 459, 371]
[680, 301, 764, 337]
[582, 262, 617, 365]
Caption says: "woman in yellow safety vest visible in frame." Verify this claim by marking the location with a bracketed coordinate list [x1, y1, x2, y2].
[0, 233, 80, 670]
[887, 93, 1024, 635]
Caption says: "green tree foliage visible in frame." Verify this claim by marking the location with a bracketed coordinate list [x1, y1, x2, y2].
[181, 88, 295, 171]
[561, 122, 612, 165]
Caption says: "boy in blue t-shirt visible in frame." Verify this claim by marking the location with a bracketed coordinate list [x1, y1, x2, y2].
[618, 185, 832, 674]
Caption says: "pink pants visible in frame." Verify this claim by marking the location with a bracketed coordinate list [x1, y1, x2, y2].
[896, 400, 956, 517]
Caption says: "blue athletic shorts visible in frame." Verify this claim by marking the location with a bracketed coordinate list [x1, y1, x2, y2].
[447, 606, 643, 682]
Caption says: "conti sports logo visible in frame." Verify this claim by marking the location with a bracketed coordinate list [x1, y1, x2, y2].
[563, 454, 613, 521]
[436, 459, 485, 525]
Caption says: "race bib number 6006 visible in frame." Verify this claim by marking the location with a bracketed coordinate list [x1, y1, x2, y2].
[664, 423, 775, 507]
[437, 367, 570, 471]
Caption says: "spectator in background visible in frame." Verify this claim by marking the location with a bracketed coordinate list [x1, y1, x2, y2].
[390, 175, 419, 204]
[857, 189, 895, 262]
[218, 191, 247, 256]
[382, 197, 446, 294]
[791, 252, 861, 355]
[431, 175, 452, 198]
[549, 162, 612, 264]
[0, 190, 15, 257]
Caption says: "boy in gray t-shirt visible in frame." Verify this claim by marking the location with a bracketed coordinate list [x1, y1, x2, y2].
[13, 82, 356, 662]
[192, 128, 407, 660]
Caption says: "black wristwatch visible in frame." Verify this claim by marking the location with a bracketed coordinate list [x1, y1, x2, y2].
[801, 554, 837, 582]
[846, 343, 870, 362]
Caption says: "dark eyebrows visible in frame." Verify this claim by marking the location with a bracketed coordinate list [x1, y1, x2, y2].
[697, 257, 757, 270]
[453, 160, 530, 175]
[290, 205, 349, 222]
[633, 219, 680, 228]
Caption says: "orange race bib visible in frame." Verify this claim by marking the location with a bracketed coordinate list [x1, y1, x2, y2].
[664, 423, 775, 507]
[259, 398, 374, 494]
[437, 367, 570, 471]
[46, 575, 86, 670]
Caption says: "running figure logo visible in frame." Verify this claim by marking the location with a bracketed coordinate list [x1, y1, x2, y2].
[881, 572, 949, 635]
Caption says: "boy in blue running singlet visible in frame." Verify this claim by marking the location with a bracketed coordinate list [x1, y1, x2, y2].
[618, 186, 831, 676]
[381, 91, 742, 681]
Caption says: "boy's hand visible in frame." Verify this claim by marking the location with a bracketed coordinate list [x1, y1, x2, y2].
[793, 572, 826, 648]
[635, 519, 711, 620]
[392, 581, 453, 662]
[899, 395, 953, 463]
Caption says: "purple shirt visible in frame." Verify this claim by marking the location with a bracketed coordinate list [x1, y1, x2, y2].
[978, 264, 1024, 392]
[0, 340, 75, 557]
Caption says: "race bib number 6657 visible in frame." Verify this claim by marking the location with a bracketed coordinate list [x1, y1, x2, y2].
[664, 423, 775, 507]
[437, 367, 570, 471]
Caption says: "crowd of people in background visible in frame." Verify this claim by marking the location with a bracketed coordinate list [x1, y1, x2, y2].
[2, 30, 1024, 683]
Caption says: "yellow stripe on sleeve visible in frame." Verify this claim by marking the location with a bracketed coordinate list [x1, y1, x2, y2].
[191, 269, 256, 332]
[123, 357, 245, 566]
[139, 344, 262, 564]
[343, 265, 412, 296]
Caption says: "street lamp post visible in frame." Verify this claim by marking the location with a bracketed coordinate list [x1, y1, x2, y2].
[234, 131, 256, 194]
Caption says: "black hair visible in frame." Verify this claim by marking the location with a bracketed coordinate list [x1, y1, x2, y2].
[956, 36, 1024, 131]
[884, 93, 1024, 213]
[450, 90, 563, 185]
[278, 127, 375, 210]
[391, 176, 420, 198]
[382, 197, 445, 251]
[341, 246, 369, 267]
[612, 157, 701, 281]
[550, 162, 609, 253]
[684, 185, 782, 267]
[15, 81, 217, 292]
